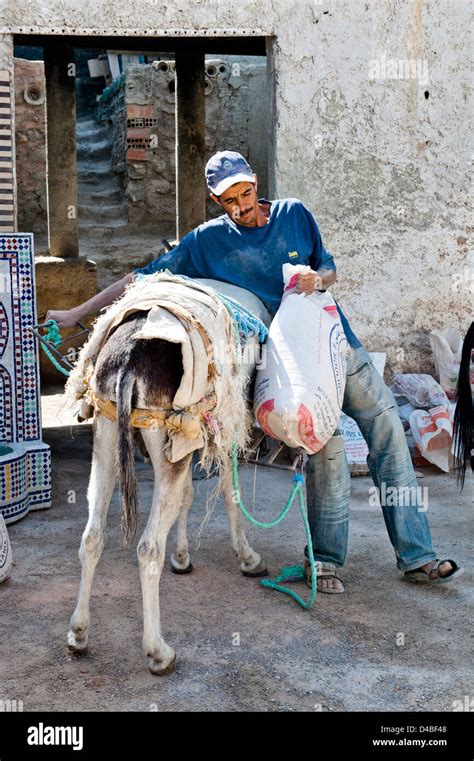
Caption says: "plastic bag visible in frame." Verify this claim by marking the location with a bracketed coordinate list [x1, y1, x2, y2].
[409, 404, 455, 472]
[0, 512, 13, 583]
[429, 328, 462, 400]
[254, 264, 349, 454]
[390, 373, 450, 409]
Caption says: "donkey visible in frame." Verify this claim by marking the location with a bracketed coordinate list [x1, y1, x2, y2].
[67, 312, 267, 675]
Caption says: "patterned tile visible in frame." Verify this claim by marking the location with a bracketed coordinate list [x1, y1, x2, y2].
[0, 234, 51, 522]
[0, 71, 15, 233]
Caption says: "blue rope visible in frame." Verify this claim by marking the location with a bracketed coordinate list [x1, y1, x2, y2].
[217, 293, 268, 344]
[158, 271, 269, 346]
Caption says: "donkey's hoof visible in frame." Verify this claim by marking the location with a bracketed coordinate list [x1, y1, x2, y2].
[67, 628, 89, 654]
[241, 560, 269, 578]
[170, 552, 194, 574]
[171, 561, 194, 575]
[148, 653, 177, 676]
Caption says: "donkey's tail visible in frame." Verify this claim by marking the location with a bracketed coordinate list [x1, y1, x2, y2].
[116, 366, 140, 544]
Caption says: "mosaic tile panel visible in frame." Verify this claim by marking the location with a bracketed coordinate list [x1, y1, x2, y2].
[0, 234, 51, 522]
[0, 234, 41, 441]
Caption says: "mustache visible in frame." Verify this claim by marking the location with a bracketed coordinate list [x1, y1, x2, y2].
[231, 207, 253, 219]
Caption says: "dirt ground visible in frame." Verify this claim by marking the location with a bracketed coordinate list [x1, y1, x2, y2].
[1, 391, 472, 712]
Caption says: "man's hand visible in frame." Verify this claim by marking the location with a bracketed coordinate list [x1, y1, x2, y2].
[43, 272, 136, 330]
[44, 308, 80, 329]
[295, 267, 336, 294]
[295, 270, 322, 295]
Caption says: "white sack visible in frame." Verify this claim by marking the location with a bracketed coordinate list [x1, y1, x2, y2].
[429, 328, 463, 400]
[253, 264, 349, 454]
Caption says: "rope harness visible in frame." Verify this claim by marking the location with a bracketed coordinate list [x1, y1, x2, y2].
[84, 383, 218, 437]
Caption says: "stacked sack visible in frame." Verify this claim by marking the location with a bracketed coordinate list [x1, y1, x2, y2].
[391, 373, 455, 472]
[254, 264, 349, 454]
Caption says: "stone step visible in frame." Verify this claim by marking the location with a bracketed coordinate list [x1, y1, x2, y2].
[79, 202, 127, 222]
[76, 120, 110, 139]
[76, 128, 110, 145]
[79, 219, 130, 239]
[79, 187, 123, 204]
[77, 118, 99, 130]
[77, 138, 112, 163]
[76, 161, 114, 181]
[76, 118, 125, 237]
[77, 176, 117, 192]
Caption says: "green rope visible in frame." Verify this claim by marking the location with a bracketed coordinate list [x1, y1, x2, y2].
[39, 320, 71, 377]
[42, 319, 63, 347]
[230, 442, 317, 610]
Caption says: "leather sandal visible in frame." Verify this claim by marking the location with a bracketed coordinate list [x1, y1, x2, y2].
[304, 559, 345, 594]
[404, 558, 464, 585]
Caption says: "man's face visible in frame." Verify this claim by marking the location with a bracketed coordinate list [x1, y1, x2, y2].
[211, 176, 259, 227]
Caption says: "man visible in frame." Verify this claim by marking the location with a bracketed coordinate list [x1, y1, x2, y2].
[47, 150, 463, 593]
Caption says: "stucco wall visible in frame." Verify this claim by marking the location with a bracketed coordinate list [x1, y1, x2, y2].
[1, 0, 471, 372]
[14, 58, 47, 238]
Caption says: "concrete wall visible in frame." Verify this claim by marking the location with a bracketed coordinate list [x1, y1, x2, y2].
[1, 0, 471, 372]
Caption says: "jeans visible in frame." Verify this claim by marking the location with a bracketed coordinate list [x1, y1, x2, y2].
[305, 344, 438, 572]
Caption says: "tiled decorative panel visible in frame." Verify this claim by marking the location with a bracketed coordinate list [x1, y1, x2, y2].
[0, 71, 15, 232]
[0, 234, 40, 441]
[0, 234, 51, 522]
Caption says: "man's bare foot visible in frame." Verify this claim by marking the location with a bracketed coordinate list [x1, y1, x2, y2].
[304, 560, 344, 594]
[420, 560, 452, 578]
[318, 576, 345, 593]
[404, 558, 464, 585]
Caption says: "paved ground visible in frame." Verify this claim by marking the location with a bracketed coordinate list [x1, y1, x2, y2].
[1, 391, 472, 712]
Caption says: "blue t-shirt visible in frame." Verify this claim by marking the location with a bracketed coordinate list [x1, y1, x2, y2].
[134, 198, 361, 348]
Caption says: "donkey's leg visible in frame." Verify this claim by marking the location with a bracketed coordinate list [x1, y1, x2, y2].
[68, 417, 117, 652]
[138, 429, 193, 675]
[220, 458, 268, 577]
[170, 461, 194, 574]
